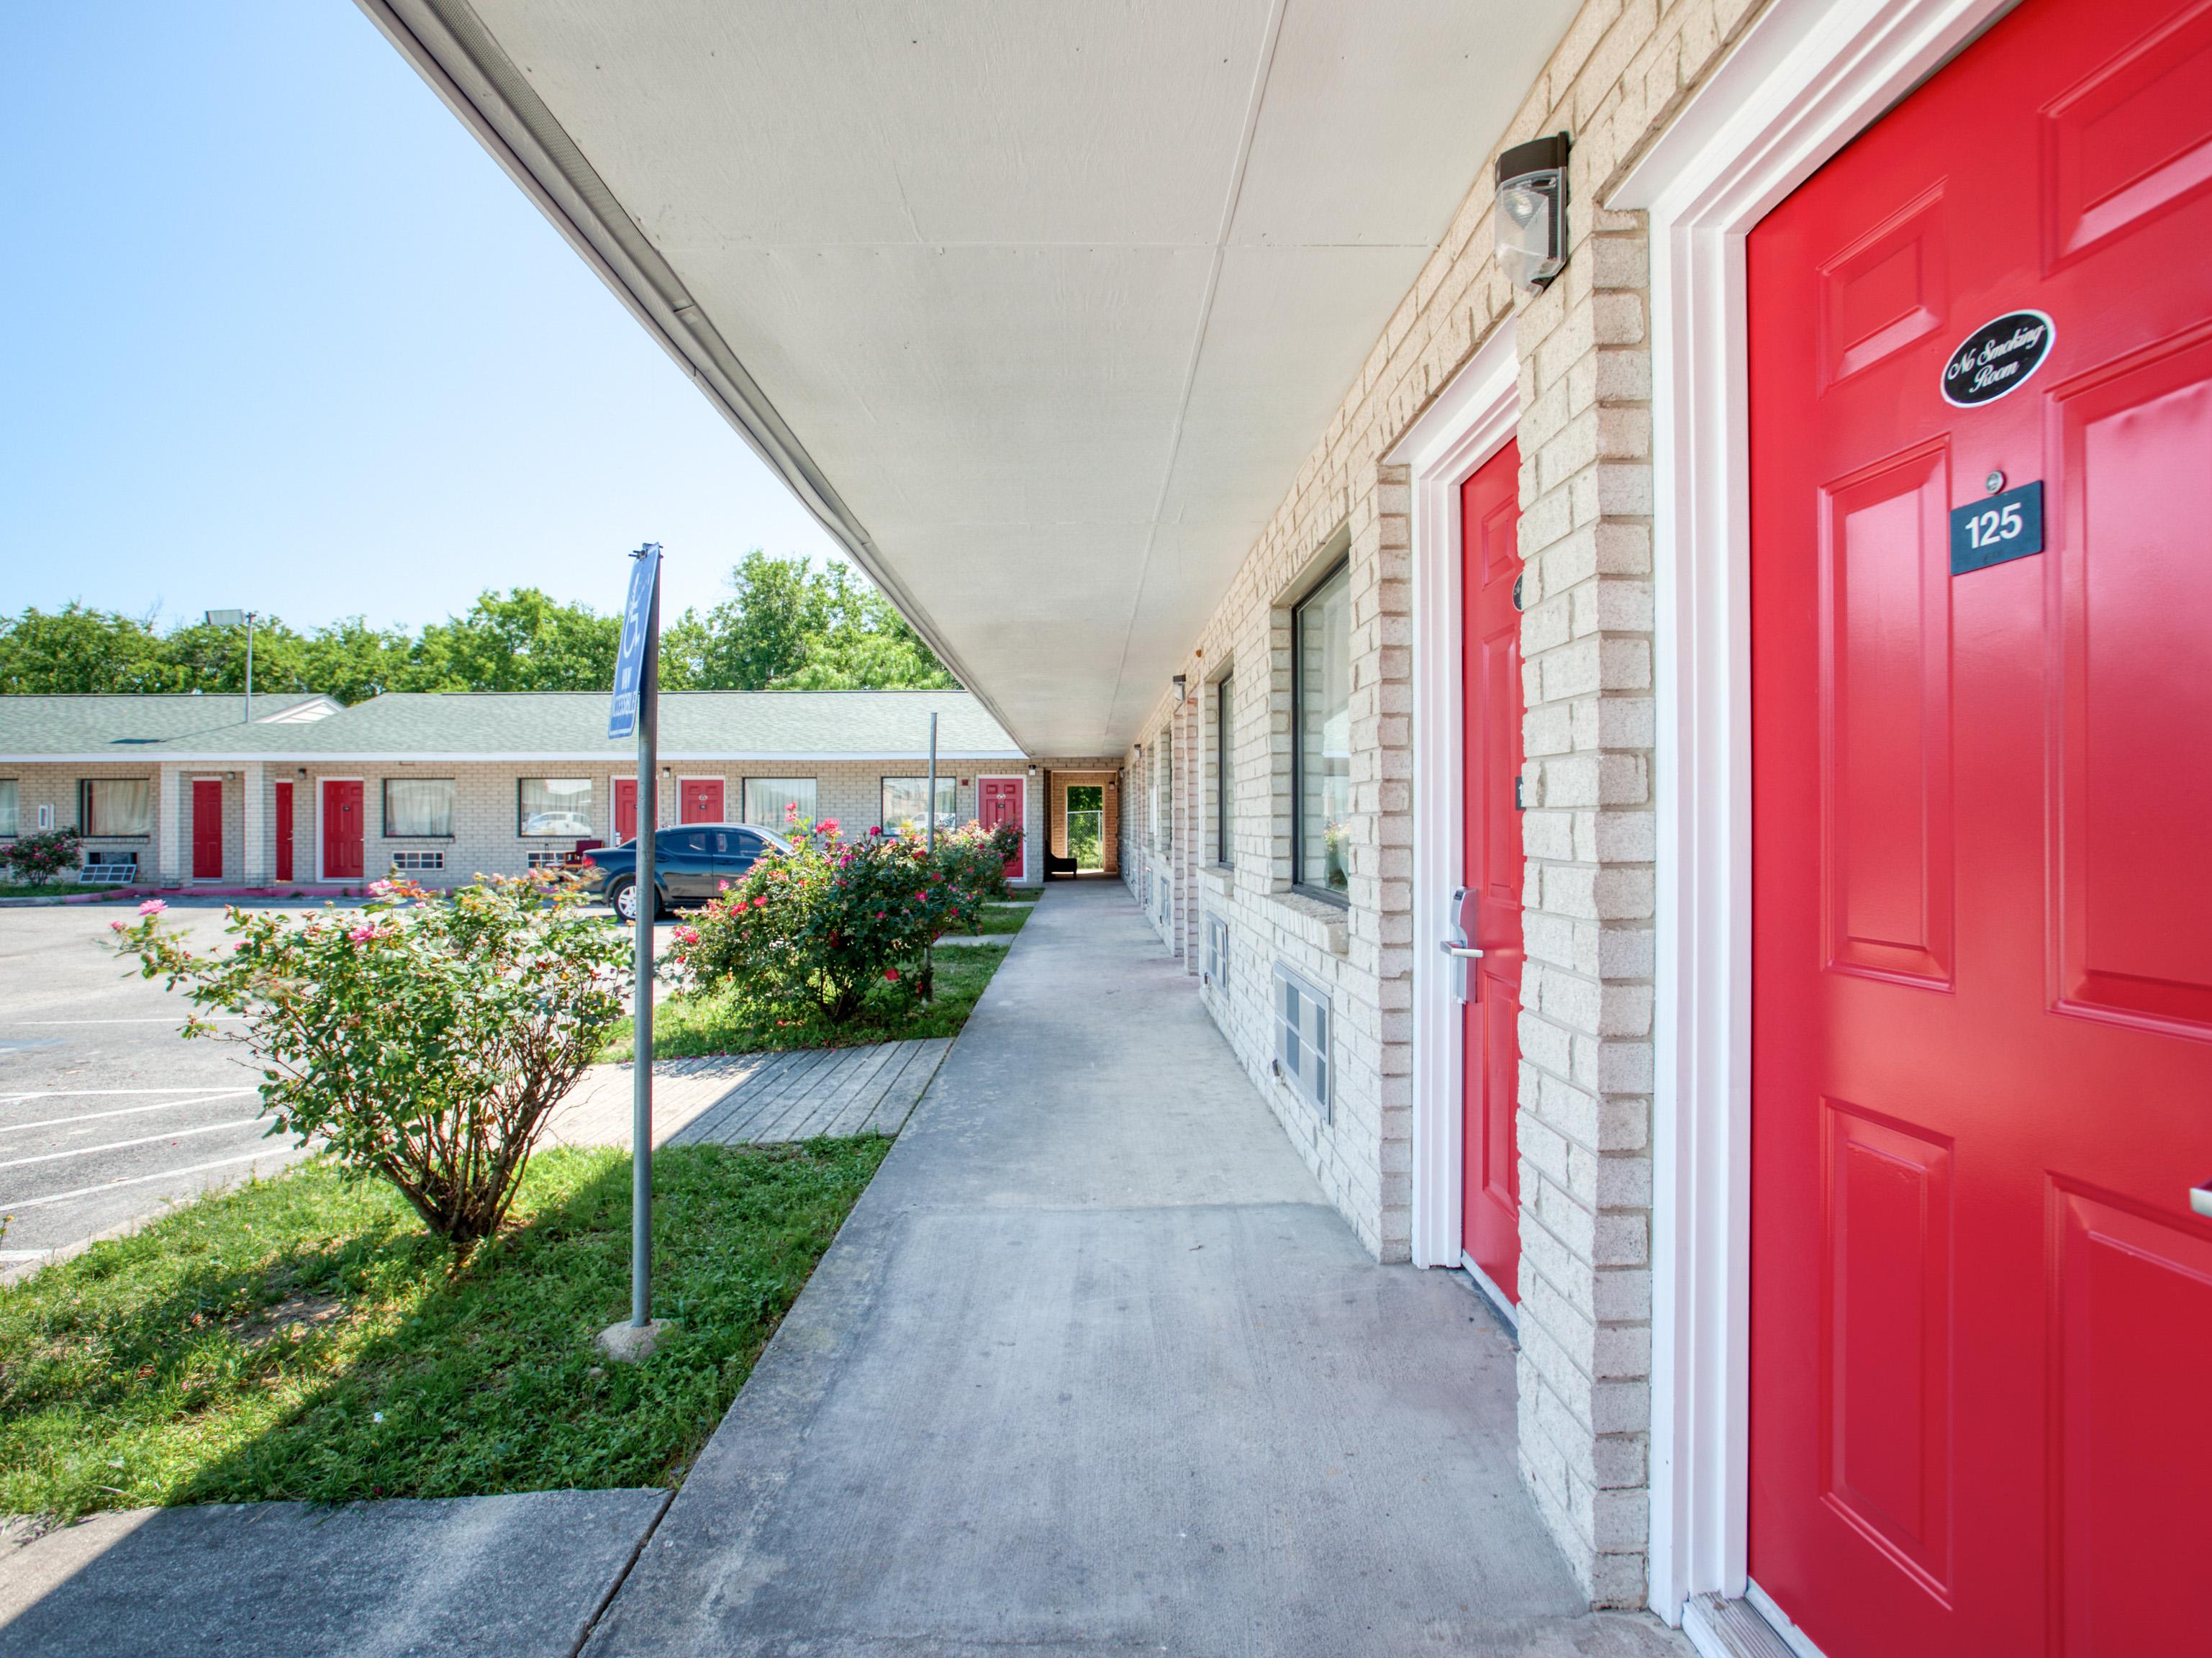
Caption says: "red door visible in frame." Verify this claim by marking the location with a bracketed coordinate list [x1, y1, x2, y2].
[679, 777, 724, 824]
[1749, 1, 2212, 1652]
[614, 778, 638, 843]
[191, 779, 223, 880]
[979, 777, 1025, 878]
[321, 781, 363, 882]
[1459, 440, 1524, 1297]
[273, 781, 293, 884]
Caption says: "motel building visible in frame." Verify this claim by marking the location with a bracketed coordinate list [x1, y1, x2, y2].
[0, 690, 1074, 887]
[42, 0, 2201, 1650]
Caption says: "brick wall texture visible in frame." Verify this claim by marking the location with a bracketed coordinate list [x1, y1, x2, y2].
[1115, 0, 1769, 1606]
[0, 760, 1044, 889]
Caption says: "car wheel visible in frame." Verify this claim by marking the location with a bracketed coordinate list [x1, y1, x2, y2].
[609, 878, 640, 923]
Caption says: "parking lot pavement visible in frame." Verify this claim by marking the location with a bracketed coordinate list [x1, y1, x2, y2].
[0, 900, 335, 1281]
[0, 900, 684, 1279]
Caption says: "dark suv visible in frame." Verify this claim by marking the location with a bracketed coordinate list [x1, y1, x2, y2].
[577, 823, 790, 922]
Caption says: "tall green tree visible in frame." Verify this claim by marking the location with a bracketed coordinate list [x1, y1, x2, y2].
[0, 556, 951, 702]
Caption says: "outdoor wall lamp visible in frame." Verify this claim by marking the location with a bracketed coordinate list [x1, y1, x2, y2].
[1172, 674, 1187, 705]
[1495, 132, 1570, 291]
[1028, 764, 1038, 776]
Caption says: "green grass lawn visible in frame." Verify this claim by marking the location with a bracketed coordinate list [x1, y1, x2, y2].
[964, 903, 1031, 936]
[0, 882, 131, 900]
[604, 942, 1011, 1062]
[0, 1140, 888, 1523]
[996, 885, 1042, 903]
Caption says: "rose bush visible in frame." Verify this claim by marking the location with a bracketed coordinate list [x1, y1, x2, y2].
[114, 874, 632, 1251]
[1, 828, 82, 887]
[673, 817, 992, 1024]
[930, 819, 1021, 905]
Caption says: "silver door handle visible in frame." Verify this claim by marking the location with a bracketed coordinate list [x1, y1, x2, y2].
[1439, 943, 1485, 959]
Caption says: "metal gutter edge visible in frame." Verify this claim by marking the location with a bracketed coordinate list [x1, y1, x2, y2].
[348, 0, 1037, 753]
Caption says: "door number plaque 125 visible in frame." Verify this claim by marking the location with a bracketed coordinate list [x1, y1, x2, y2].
[1949, 480, 2043, 576]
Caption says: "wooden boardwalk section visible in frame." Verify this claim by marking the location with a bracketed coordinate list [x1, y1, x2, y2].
[544, 1038, 953, 1151]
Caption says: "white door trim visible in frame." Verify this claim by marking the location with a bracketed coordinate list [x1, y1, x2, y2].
[674, 774, 726, 824]
[313, 776, 366, 886]
[1610, 0, 2016, 1622]
[977, 774, 1033, 884]
[1387, 317, 1518, 1272]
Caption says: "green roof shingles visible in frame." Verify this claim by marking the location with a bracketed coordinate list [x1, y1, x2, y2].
[0, 691, 1020, 761]
[0, 694, 335, 756]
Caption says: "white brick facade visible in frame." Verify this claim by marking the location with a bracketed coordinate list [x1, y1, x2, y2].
[1109, 0, 1772, 1605]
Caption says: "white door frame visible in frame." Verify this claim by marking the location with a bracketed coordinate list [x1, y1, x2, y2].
[1387, 318, 1518, 1276]
[1610, 0, 2016, 1622]
[313, 776, 366, 885]
[675, 774, 726, 824]
[977, 773, 1033, 884]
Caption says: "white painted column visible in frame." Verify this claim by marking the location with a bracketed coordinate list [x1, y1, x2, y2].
[155, 765, 181, 887]
[242, 764, 265, 885]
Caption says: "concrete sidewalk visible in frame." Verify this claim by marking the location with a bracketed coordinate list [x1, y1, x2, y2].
[584, 882, 1682, 1657]
[0, 1490, 668, 1658]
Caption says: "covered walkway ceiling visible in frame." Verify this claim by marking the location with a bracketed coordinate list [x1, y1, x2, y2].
[363, 1, 1573, 754]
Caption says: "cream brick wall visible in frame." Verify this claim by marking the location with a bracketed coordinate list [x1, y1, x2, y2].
[0, 758, 1039, 891]
[1119, 0, 1770, 1606]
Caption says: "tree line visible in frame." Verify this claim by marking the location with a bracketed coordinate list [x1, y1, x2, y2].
[0, 553, 953, 702]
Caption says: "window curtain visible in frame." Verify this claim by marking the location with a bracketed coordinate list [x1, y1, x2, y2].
[86, 778, 153, 837]
[0, 779, 17, 838]
[881, 776, 955, 830]
[743, 778, 817, 829]
[384, 779, 455, 838]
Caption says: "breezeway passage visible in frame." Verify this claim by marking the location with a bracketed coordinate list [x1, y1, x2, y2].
[580, 882, 1684, 1657]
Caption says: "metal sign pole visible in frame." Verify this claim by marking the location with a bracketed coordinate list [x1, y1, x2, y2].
[630, 571, 659, 1331]
[600, 543, 664, 1359]
[926, 712, 938, 854]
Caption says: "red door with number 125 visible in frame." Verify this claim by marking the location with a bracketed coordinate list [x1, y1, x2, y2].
[1748, 0, 2212, 1651]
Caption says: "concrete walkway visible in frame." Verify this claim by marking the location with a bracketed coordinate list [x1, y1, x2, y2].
[0, 1491, 668, 1658]
[584, 882, 1682, 1657]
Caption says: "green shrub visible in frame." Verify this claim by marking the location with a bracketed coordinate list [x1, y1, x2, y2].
[112, 875, 633, 1251]
[673, 819, 989, 1023]
[1, 827, 81, 886]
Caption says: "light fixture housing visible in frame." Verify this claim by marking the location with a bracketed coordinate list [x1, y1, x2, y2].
[1172, 674, 1188, 704]
[1495, 133, 1570, 291]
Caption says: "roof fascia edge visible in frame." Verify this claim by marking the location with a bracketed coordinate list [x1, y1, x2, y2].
[350, 0, 1036, 752]
[0, 751, 1025, 765]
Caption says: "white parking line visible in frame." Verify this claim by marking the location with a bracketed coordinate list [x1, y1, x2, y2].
[0, 1091, 260, 1136]
[0, 1087, 252, 1104]
[0, 1148, 302, 1213]
[0, 1118, 266, 1172]
[1, 1017, 248, 1026]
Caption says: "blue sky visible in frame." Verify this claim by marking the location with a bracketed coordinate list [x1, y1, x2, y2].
[0, 2, 843, 633]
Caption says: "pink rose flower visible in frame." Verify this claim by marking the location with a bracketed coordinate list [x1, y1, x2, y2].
[753, 896, 768, 909]
[137, 899, 167, 916]
[348, 925, 375, 943]
[109, 919, 126, 932]
[884, 967, 900, 982]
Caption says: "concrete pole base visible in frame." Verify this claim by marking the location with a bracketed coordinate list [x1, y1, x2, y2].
[596, 1318, 675, 1362]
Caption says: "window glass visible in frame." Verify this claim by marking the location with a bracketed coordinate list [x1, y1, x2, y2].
[658, 828, 710, 856]
[1065, 784, 1104, 871]
[0, 779, 17, 838]
[518, 778, 594, 838]
[1294, 561, 1352, 894]
[881, 776, 956, 831]
[383, 778, 455, 838]
[743, 777, 817, 829]
[81, 778, 153, 837]
[1214, 675, 1233, 866]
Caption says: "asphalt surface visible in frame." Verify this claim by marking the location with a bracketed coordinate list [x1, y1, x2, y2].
[0, 900, 327, 1280]
[0, 898, 677, 1281]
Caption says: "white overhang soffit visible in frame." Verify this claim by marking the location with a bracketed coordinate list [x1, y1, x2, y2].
[358, 0, 1574, 754]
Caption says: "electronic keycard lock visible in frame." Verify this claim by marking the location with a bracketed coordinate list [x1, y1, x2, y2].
[1440, 886, 1483, 1003]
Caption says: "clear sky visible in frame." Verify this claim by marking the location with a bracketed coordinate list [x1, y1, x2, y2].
[0, 2, 844, 634]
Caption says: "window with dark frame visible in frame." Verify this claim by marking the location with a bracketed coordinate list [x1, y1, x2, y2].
[1291, 558, 1351, 898]
[518, 778, 594, 838]
[881, 775, 956, 831]
[1214, 674, 1233, 866]
[79, 778, 153, 838]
